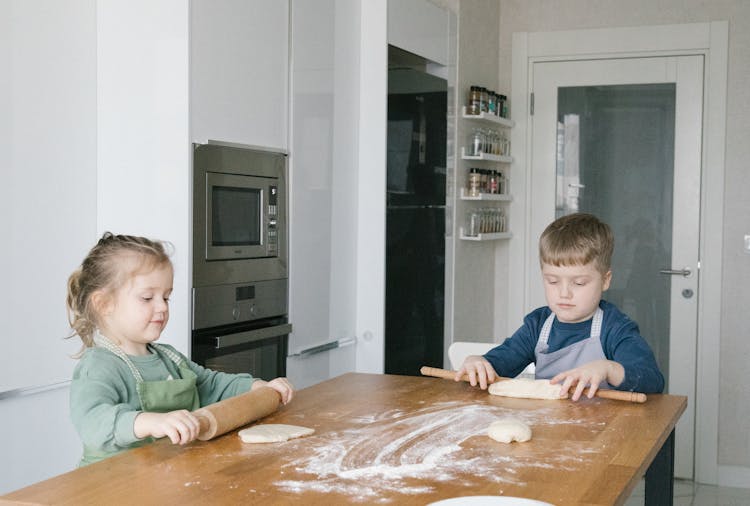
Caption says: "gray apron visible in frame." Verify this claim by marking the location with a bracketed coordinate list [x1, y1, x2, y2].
[534, 307, 608, 388]
[80, 334, 200, 466]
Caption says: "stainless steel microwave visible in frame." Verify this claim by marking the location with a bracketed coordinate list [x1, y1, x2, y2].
[193, 141, 288, 287]
[204, 170, 279, 260]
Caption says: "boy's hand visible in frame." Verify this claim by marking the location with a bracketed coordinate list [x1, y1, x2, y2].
[134, 410, 201, 444]
[252, 377, 295, 405]
[550, 359, 624, 401]
[455, 355, 497, 390]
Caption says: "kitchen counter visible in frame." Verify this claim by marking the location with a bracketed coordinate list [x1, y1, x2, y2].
[1, 372, 685, 505]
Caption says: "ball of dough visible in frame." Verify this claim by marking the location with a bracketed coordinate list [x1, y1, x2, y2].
[487, 417, 532, 443]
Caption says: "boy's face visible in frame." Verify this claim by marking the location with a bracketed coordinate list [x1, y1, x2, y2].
[541, 261, 611, 323]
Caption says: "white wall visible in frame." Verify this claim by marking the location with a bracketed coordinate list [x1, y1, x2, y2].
[0, 0, 97, 393]
[0, 0, 97, 493]
[451, 0, 502, 344]
[97, 0, 191, 354]
[354, 1, 388, 374]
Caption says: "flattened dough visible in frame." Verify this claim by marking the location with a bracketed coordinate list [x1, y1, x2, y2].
[488, 378, 567, 400]
[238, 423, 314, 443]
[488, 417, 532, 443]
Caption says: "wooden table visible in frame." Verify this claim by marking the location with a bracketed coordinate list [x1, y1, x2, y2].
[2, 373, 686, 505]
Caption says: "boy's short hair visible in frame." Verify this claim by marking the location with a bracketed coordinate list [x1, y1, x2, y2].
[539, 213, 614, 274]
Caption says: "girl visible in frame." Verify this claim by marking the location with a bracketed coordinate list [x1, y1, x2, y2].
[67, 232, 294, 466]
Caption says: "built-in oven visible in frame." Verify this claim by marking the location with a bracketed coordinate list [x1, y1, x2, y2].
[191, 280, 290, 377]
[192, 141, 290, 378]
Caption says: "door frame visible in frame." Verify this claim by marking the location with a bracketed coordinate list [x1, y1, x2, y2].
[529, 55, 703, 481]
[509, 22, 727, 485]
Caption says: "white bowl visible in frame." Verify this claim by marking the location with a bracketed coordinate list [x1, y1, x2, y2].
[428, 496, 555, 506]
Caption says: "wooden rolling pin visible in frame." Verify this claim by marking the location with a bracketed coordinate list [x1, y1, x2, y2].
[193, 386, 281, 441]
[420, 366, 647, 403]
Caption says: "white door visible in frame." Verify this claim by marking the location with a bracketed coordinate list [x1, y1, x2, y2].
[526, 56, 703, 479]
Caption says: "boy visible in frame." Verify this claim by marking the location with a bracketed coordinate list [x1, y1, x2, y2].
[456, 213, 664, 401]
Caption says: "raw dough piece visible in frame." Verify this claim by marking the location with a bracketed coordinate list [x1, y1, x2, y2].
[488, 378, 567, 400]
[488, 418, 532, 443]
[238, 424, 314, 443]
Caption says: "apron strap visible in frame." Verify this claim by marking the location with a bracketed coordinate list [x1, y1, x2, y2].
[150, 343, 187, 368]
[93, 332, 144, 383]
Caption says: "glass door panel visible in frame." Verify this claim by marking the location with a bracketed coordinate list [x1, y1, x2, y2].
[556, 84, 675, 382]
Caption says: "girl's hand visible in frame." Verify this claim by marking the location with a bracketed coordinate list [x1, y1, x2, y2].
[455, 355, 497, 390]
[133, 410, 201, 444]
[252, 377, 295, 405]
[550, 359, 624, 401]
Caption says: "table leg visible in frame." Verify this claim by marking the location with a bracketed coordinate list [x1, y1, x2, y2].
[645, 429, 675, 506]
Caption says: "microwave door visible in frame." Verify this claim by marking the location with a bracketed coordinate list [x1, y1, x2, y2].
[205, 172, 271, 261]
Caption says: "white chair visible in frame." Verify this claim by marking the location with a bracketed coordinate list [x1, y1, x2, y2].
[448, 341, 535, 378]
[448, 341, 494, 370]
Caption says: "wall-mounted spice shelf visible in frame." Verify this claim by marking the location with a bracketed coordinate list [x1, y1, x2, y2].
[459, 228, 513, 241]
[460, 147, 513, 163]
[462, 107, 515, 128]
[460, 188, 512, 201]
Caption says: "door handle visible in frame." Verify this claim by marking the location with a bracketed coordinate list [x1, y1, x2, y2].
[659, 268, 691, 277]
[288, 337, 357, 358]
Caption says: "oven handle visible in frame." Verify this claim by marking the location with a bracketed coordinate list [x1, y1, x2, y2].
[214, 323, 292, 349]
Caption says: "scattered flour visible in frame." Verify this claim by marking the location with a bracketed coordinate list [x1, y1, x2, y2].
[272, 401, 603, 501]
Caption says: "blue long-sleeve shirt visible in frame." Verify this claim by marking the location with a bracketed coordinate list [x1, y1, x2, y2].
[483, 300, 665, 393]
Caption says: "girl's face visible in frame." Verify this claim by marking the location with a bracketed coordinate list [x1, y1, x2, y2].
[98, 262, 173, 356]
[541, 261, 611, 323]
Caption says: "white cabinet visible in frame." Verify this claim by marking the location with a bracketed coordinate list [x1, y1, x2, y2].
[190, 0, 289, 150]
[459, 107, 515, 241]
[286, 0, 367, 388]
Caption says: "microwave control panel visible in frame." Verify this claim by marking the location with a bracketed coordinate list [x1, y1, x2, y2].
[266, 185, 278, 255]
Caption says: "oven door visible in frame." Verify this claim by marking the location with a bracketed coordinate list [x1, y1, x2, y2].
[192, 317, 291, 379]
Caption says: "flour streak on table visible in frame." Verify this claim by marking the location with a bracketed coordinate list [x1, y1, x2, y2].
[272, 400, 604, 501]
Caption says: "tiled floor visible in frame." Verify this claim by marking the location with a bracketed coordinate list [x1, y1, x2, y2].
[624, 478, 750, 506]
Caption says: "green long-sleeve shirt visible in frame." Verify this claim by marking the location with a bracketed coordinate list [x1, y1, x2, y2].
[69, 343, 256, 462]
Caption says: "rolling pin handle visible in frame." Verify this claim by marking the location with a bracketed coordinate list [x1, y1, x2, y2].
[196, 414, 210, 434]
[420, 365, 647, 403]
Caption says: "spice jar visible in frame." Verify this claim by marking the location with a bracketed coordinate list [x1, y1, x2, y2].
[480, 169, 489, 193]
[488, 171, 499, 194]
[467, 168, 481, 197]
[498, 94, 508, 118]
[468, 128, 483, 156]
[467, 86, 481, 115]
[487, 91, 497, 116]
[465, 209, 481, 237]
